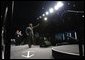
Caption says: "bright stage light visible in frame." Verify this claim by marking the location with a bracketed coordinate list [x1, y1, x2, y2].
[45, 11, 49, 15]
[44, 17, 47, 21]
[42, 14, 45, 16]
[54, 1, 64, 10]
[49, 8, 54, 13]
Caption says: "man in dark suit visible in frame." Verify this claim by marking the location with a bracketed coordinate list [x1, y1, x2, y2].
[26, 23, 39, 48]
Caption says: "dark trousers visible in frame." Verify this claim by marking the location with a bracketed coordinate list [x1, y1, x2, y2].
[27, 36, 32, 48]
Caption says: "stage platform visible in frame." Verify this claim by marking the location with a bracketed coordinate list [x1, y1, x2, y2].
[52, 44, 84, 59]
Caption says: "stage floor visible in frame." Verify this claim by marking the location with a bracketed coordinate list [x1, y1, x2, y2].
[10, 44, 84, 59]
[10, 45, 54, 59]
[52, 44, 84, 56]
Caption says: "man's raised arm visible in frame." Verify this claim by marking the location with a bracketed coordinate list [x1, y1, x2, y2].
[33, 23, 39, 29]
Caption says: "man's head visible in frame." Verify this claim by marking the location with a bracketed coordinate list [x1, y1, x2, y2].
[29, 23, 33, 27]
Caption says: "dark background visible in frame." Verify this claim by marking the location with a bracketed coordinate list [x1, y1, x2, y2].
[1, 1, 84, 59]
[1, 1, 84, 35]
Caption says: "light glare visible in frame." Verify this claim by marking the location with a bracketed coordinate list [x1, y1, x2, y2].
[42, 14, 45, 16]
[54, 1, 64, 10]
[82, 15, 84, 17]
[39, 16, 41, 18]
[46, 12, 49, 15]
[44, 17, 47, 21]
[49, 8, 54, 13]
